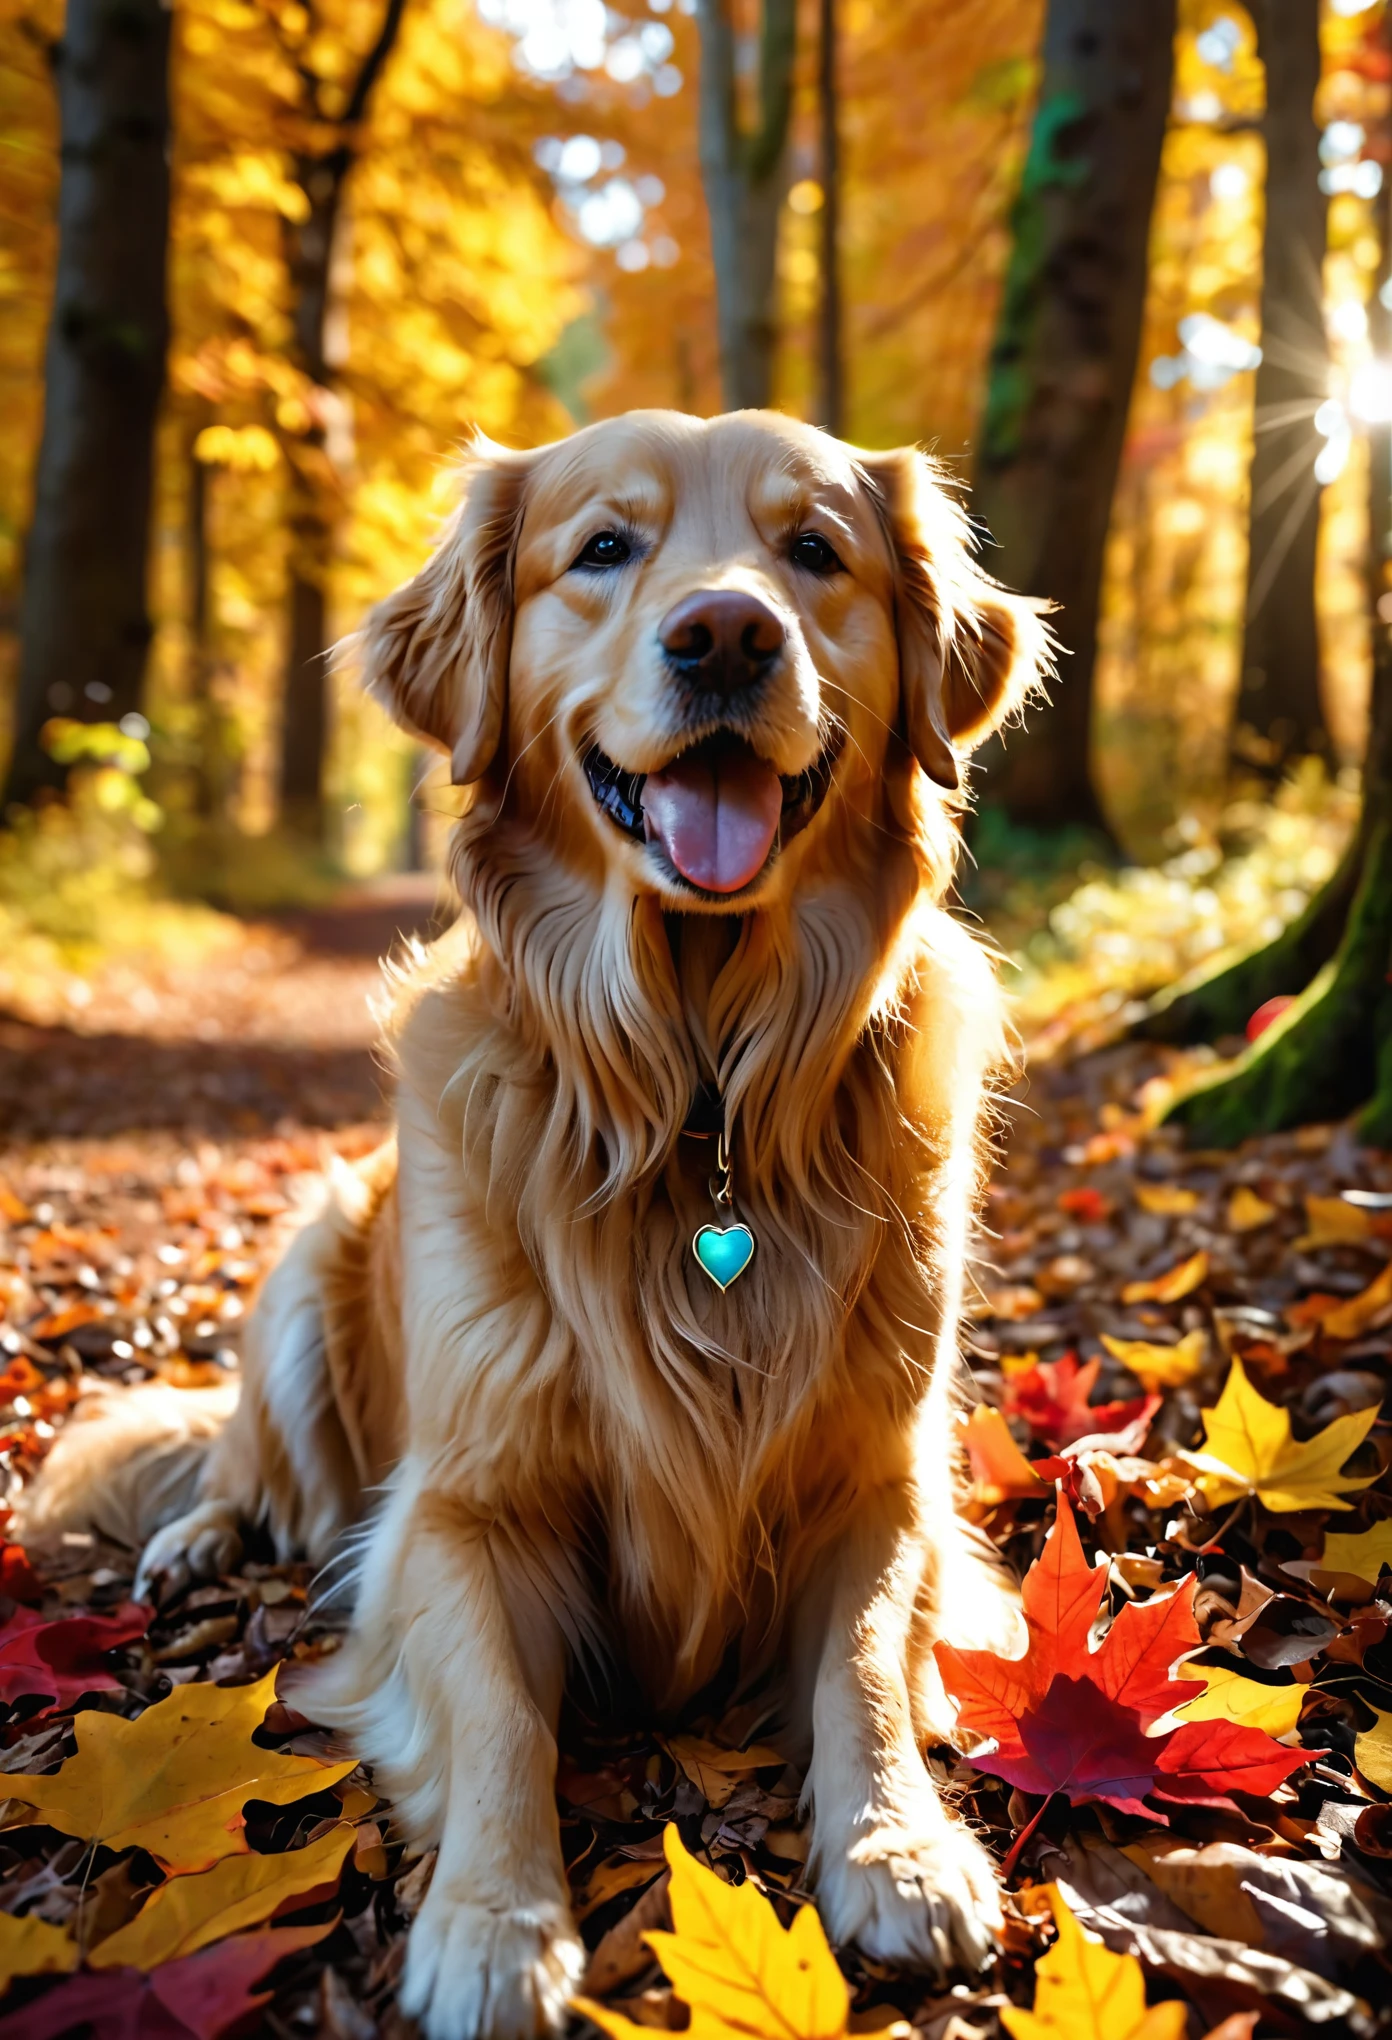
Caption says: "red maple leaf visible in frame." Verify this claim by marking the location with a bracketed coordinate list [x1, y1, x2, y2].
[0, 1602, 149, 1710]
[2, 1921, 333, 2040]
[1003, 1351, 1160, 1450]
[934, 1497, 1311, 1821]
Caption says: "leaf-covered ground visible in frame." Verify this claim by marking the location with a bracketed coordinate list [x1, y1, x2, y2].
[0, 934, 1390, 2039]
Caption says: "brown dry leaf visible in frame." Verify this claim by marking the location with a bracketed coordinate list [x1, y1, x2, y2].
[583, 1870, 671, 1995]
[1121, 1251, 1209, 1305]
[576, 1855, 666, 1922]
[981, 1284, 1045, 1322]
[0, 1668, 355, 1871]
[660, 1735, 786, 1810]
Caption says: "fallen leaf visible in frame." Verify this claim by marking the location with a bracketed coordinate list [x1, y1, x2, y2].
[1133, 1185, 1200, 1217]
[1175, 1663, 1304, 1738]
[982, 1284, 1045, 1322]
[958, 1406, 1047, 1505]
[0, 1604, 150, 1710]
[583, 1870, 671, 1996]
[90, 1822, 355, 1969]
[1354, 1708, 1392, 1794]
[1319, 1263, 1392, 1342]
[1099, 1332, 1206, 1393]
[574, 1826, 849, 2040]
[935, 1498, 1307, 1820]
[1318, 1522, 1392, 1590]
[1180, 1357, 1380, 1512]
[0, 1909, 79, 1993]
[1121, 1252, 1209, 1306]
[1296, 1196, 1372, 1250]
[0, 1544, 47, 1605]
[1226, 1188, 1276, 1233]
[1003, 1353, 1159, 1451]
[1000, 1887, 1184, 2040]
[0, 1668, 355, 1871]
[0, 1921, 333, 2039]
[660, 1736, 787, 1811]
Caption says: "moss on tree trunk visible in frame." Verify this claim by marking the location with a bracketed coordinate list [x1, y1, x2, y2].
[1154, 664, 1392, 1147]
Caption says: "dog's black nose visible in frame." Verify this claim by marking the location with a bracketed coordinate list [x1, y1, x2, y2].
[659, 590, 785, 692]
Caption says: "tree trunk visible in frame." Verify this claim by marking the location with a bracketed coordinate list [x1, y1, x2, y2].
[971, 0, 1176, 835]
[273, 0, 406, 844]
[818, 0, 843, 437]
[1152, 150, 1392, 1148]
[1231, 0, 1330, 778]
[278, 176, 341, 840]
[4, 0, 171, 808]
[695, 0, 798, 411]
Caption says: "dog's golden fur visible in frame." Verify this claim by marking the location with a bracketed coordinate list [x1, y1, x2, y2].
[25, 411, 1049, 2040]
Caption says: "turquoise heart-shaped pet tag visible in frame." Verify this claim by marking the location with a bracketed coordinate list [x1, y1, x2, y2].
[693, 1223, 755, 1291]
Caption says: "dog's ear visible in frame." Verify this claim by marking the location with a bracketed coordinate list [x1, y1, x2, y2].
[859, 446, 1053, 791]
[359, 438, 533, 785]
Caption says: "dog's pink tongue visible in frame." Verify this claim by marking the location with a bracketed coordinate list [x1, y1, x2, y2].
[643, 750, 782, 894]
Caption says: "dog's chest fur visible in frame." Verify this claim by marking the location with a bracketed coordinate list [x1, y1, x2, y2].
[387, 965, 948, 1707]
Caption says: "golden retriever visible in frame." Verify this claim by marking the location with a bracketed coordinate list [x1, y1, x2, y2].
[25, 410, 1048, 2040]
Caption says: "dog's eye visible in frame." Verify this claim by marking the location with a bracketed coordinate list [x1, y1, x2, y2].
[790, 532, 843, 575]
[573, 530, 632, 572]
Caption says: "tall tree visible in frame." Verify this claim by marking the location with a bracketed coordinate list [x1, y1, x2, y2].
[1231, 0, 1330, 778]
[818, 0, 843, 437]
[971, 0, 1177, 835]
[273, 0, 407, 842]
[4, 0, 171, 809]
[694, 0, 798, 411]
[1141, 91, 1392, 1148]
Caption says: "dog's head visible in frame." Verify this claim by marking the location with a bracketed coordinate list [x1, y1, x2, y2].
[361, 411, 1049, 914]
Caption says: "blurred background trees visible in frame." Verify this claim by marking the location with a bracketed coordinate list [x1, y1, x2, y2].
[2, 0, 1392, 1134]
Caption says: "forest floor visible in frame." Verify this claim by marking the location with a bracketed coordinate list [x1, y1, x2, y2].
[0, 904, 1389, 2038]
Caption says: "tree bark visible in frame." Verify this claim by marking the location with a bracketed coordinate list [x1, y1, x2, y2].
[818, 0, 843, 437]
[1152, 145, 1392, 1147]
[274, 0, 406, 842]
[695, 0, 798, 412]
[971, 0, 1176, 835]
[1231, 0, 1330, 777]
[4, 0, 171, 809]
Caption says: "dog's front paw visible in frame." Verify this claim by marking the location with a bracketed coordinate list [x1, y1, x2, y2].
[401, 1893, 585, 2040]
[813, 1803, 1001, 1978]
[134, 1500, 244, 1604]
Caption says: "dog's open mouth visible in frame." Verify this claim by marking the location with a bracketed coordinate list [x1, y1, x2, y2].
[583, 728, 843, 896]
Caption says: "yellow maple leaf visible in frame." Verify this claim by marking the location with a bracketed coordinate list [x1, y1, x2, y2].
[1180, 1358, 1379, 1512]
[1318, 1523, 1392, 1589]
[89, 1822, 355, 1970]
[574, 1826, 849, 2040]
[1100, 1330, 1206, 1392]
[1175, 1663, 1304, 1738]
[1133, 1184, 1200, 1217]
[1355, 1708, 1392, 1794]
[1226, 1187, 1276, 1233]
[1002, 1889, 1185, 2040]
[0, 1910, 78, 1993]
[1121, 1251, 1209, 1306]
[0, 1670, 355, 1873]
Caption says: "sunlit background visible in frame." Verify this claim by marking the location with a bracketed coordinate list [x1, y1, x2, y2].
[1, 0, 1390, 1034]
